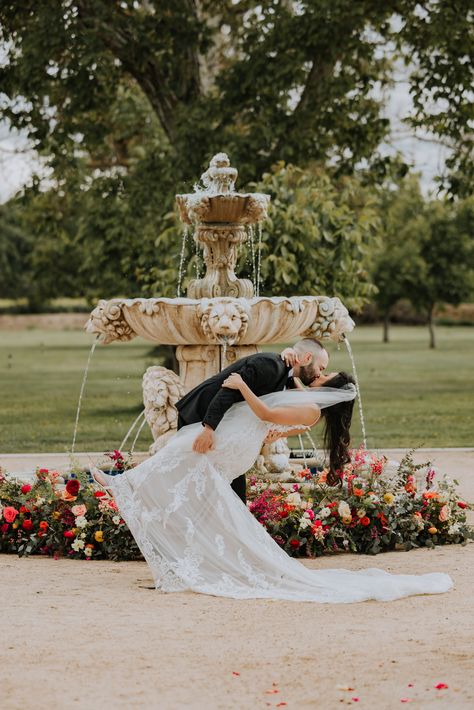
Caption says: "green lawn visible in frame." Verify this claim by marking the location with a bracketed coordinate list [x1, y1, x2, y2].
[1, 325, 473, 453]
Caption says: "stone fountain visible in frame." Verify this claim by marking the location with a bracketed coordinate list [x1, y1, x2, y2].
[86, 153, 355, 459]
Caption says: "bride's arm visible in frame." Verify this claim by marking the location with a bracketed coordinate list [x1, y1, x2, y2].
[222, 373, 320, 427]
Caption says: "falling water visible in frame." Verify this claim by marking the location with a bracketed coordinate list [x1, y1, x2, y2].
[71, 338, 99, 454]
[176, 226, 189, 297]
[344, 336, 367, 449]
[256, 222, 263, 297]
[247, 225, 256, 289]
[298, 434, 307, 468]
[130, 414, 149, 455]
[219, 336, 229, 370]
[194, 232, 201, 279]
[119, 409, 146, 452]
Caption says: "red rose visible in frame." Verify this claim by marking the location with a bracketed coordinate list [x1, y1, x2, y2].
[93, 491, 106, 498]
[1, 523, 9, 533]
[280, 510, 289, 518]
[39, 521, 49, 530]
[289, 539, 300, 548]
[39, 468, 49, 474]
[457, 501, 468, 509]
[3, 506, 19, 523]
[65, 479, 80, 496]
[21, 484, 32, 494]
[360, 516, 371, 526]
[63, 530, 75, 538]
[22, 519, 33, 531]
[20, 505, 30, 514]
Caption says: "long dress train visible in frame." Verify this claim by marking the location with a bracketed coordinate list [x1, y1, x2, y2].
[100, 392, 453, 602]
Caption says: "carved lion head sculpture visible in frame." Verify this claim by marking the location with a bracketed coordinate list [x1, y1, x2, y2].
[198, 298, 250, 345]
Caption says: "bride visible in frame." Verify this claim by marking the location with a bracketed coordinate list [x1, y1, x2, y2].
[92, 371, 453, 602]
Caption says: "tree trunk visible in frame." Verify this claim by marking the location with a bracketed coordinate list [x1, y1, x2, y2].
[383, 311, 390, 343]
[428, 304, 436, 349]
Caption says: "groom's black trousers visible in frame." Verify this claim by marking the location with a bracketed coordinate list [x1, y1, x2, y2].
[177, 414, 247, 504]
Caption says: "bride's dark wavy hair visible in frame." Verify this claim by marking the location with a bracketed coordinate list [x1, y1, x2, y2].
[320, 371, 355, 486]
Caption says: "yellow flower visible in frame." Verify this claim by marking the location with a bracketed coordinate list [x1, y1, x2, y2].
[383, 493, 394, 505]
[428, 526, 438, 534]
[342, 515, 352, 525]
[52, 511, 61, 520]
[12, 522, 19, 529]
[94, 530, 104, 543]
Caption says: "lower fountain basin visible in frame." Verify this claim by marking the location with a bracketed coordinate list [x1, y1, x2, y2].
[85, 296, 354, 346]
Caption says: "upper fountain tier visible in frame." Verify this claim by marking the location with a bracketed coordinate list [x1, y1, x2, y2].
[86, 152, 355, 370]
[175, 152, 270, 226]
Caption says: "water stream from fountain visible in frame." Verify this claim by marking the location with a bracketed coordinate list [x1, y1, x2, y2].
[256, 222, 263, 297]
[130, 415, 149, 454]
[119, 409, 146, 452]
[71, 338, 98, 454]
[194, 231, 201, 279]
[177, 226, 189, 297]
[344, 336, 367, 449]
[247, 225, 256, 288]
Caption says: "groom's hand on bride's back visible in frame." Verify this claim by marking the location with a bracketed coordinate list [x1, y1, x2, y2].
[192, 424, 215, 453]
[281, 348, 300, 368]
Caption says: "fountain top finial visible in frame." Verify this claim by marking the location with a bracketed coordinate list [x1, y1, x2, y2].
[200, 153, 238, 194]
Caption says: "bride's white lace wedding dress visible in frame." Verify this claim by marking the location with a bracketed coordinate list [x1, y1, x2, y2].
[99, 389, 453, 602]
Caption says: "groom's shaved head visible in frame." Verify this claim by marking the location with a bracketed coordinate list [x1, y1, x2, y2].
[294, 337, 327, 359]
[293, 337, 329, 385]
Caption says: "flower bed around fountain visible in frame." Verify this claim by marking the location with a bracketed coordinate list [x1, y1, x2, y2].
[0, 450, 472, 560]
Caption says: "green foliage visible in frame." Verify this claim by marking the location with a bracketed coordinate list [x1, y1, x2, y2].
[372, 175, 428, 321]
[248, 163, 380, 308]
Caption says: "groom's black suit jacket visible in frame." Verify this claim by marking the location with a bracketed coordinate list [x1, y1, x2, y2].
[176, 352, 292, 431]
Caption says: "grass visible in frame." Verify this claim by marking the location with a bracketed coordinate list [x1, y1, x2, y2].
[1, 325, 473, 454]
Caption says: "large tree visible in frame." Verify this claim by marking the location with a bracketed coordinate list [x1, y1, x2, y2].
[1, 1, 472, 188]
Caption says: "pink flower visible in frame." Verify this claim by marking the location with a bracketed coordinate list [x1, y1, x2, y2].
[439, 505, 450, 522]
[71, 504, 87, 518]
[292, 483, 300, 491]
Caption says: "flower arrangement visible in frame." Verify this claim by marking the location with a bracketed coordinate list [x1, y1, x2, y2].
[0, 462, 140, 560]
[0, 449, 472, 560]
[247, 448, 473, 557]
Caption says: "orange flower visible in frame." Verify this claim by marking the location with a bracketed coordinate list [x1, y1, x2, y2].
[39, 521, 49, 530]
[353, 489, 364, 497]
[318, 471, 327, 484]
[360, 516, 370, 526]
[428, 526, 438, 534]
[423, 491, 440, 500]
[62, 490, 77, 502]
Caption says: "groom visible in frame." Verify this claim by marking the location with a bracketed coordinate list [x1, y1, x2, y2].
[175, 338, 329, 504]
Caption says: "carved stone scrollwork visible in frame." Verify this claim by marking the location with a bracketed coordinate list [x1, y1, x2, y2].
[142, 366, 186, 454]
[303, 297, 355, 341]
[86, 299, 135, 344]
[197, 298, 250, 345]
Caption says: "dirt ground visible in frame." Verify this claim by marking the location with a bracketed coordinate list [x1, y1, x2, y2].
[1, 451, 473, 710]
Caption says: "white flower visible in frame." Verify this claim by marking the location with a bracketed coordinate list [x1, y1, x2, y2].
[448, 523, 461, 535]
[84, 546, 93, 556]
[75, 516, 88, 528]
[299, 517, 311, 530]
[35, 497, 45, 505]
[338, 501, 351, 518]
[286, 492, 302, 507]
[71, 539, 85, 551]
[356, 508, 366, 518]
[112, 515, 121, 525]
[319, 507, 331, 519]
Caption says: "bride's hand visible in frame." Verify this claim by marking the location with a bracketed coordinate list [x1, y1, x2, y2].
[264, 428, 283, 444]
[222, 373, 244, 390]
